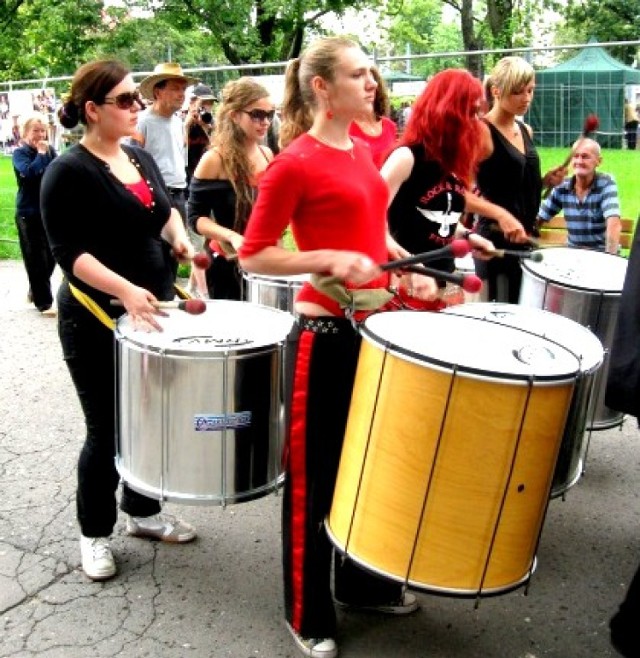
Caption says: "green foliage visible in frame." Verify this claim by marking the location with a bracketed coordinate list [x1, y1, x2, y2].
[92, 14, 224, 71]
[0, 156, 19, 259]
[140, 0, 388, 64]
[565, 0, 640, 65]
[0, 0, 104, 80]
[386, 0, 464, 77]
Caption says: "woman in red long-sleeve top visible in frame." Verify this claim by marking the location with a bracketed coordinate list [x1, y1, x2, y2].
[238, 36, 426, 658]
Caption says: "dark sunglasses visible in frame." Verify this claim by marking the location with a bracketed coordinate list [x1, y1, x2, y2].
[102, 90, 146, 110]
[243, 109, 275, 123]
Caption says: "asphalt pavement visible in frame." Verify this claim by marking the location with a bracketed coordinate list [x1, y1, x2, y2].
[0, 259, 638, 658]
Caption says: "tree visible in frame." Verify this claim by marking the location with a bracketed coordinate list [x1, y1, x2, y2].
[565, 0, 640, 64]
[93, 12, 226, 72]
[385, 0, 463, 78]
[438, 0, 561, 75]
[131, 0, 392, 64]
[0, 0, 104, 81]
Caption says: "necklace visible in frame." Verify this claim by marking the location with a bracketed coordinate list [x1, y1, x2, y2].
[310, 132, 355, 159]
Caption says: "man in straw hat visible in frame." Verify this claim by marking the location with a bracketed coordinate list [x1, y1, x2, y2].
[132, 63, 208, 297]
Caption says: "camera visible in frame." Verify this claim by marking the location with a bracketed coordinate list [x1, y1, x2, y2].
[198, 108, 213, 124]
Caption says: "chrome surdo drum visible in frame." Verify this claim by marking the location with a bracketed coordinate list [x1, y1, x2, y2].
[445, 303, 604, 498]
[115, 301, 294, 505]
[326, 311, 580, 597]
[520, 247, 628, 430]
[242, 272, 309, 314]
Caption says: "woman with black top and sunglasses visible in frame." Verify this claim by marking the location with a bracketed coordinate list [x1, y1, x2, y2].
[41, 60, 197, 583]
[187, 77, 274, 300]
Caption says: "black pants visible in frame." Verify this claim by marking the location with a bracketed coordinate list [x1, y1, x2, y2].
[57, 283, 161, 537]
[624, 121, 638, 150]
[15, 213, 55, 311]
[282, 317, 403, 638]
[610, 560, 640, 657]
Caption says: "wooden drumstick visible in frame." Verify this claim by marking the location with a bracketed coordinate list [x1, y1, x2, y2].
[381, 239, 470, 272]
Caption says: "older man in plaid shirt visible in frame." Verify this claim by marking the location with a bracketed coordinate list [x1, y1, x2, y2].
[537, 138, 621, 254]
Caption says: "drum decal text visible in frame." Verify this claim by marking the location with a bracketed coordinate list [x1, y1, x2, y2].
[194, 412, 252, 431]
[174, 336, 253, 347]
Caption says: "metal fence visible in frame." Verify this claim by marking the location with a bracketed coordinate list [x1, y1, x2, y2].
[2, 39, 640, 150]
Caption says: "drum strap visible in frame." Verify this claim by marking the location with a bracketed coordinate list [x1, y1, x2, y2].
[310, 274, 394, 314]
[68, 282, 193, 331]
[68, 283, 116, 331]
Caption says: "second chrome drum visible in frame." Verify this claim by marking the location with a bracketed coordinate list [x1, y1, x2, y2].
[520, 247, 627, 429]
[326, 311, 579, 597]
[445, 303, 604, 498]
[243, 271, 309, 314]
[115, 301, 294, 506]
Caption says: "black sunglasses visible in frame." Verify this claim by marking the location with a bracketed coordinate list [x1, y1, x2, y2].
[243, 109, 276, 123]
[102, 90, 146, 110]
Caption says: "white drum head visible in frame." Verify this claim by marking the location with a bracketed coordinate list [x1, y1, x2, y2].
[116, 300, 294, 355]
[444, 303, 604, 374]
[522, 247, 627, 293]
[362, 310, 580, 382]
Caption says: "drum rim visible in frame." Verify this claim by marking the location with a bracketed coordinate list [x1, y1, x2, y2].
[115, 301, 294, 353]
[444, 304, 604, 373]
[241, 270, 309, 285]
[522, 248, 627, 293]
[359, 322, 580, 385]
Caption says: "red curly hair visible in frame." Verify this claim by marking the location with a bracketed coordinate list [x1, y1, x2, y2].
[400, 69, 484, 187]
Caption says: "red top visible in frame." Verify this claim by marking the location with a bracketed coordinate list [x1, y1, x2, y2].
[238, 133, 390, 317]
[124, 178, 153, 208]
[349, 116, 397, 168]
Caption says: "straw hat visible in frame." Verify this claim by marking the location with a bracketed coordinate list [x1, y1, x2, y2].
[139, 63, 199, 100]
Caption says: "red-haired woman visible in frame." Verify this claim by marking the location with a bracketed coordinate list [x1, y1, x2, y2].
[381, 68, 523, 303]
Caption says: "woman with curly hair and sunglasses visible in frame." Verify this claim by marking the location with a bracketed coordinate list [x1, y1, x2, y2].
[41, 60, 197, 583]
[187, 77, 274, 300]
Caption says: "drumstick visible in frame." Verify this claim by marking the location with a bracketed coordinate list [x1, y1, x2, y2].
[402, 264, 483, 294]
[192, 251, 212, 269]
[110, 299, 207, 315]
[169, 250, 212, 270]
[486, 223, 539, 248]
[381, 239, 470, 272]
[491, 249, 544, 262]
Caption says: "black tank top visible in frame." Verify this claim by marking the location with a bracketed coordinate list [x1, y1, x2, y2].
[475, 120, 542, 244]
[387, 144, 466, 273]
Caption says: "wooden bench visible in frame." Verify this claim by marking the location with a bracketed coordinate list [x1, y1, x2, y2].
[537, 216, 635, 256]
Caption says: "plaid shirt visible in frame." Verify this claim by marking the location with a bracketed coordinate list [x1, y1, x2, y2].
[538, 173, 620, 251]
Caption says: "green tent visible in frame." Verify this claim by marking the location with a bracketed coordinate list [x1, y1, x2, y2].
[528, 44, 640, 148]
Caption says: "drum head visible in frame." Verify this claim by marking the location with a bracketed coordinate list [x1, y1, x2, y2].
[522, 247, 627, 293]
[444, 303, 604, 373]
[361, 310, 580, 382]
[115, 300, 294, 356]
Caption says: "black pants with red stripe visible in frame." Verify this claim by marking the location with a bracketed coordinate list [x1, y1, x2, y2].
[282, 316, 402, 638]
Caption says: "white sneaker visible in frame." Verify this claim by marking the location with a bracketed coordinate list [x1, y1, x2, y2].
[285, 621, 338, 658]
[126, 513, 196, 543]
[80, 536, 116, 581]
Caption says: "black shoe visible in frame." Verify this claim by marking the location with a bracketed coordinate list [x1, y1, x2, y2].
[335, 592, 419, 615]
[610, 613, 638, 657]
